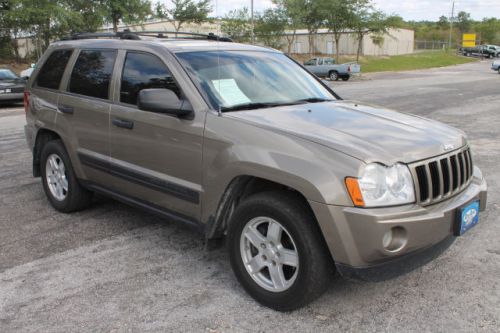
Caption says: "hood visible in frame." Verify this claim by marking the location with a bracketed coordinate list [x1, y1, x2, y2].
[226, 100, 466, 164]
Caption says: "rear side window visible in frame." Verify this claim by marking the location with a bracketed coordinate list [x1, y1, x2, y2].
[35, 49, 73, 90]
[120, 52, 180, 106]
[68, 49, 116, 100]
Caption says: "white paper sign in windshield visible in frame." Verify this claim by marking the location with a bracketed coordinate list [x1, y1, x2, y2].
[211, 79, 251, 106]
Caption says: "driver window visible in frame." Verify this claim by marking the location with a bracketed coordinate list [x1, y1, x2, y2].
[120, 52, 181, 106]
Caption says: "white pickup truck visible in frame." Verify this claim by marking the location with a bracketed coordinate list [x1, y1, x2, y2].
[303, 57, 361, 81]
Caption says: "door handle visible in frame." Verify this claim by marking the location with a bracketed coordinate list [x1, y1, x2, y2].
[58, 105, 74, 114]
[112, 118, 134, 129]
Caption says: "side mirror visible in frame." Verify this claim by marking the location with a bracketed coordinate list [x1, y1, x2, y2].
[137, 88, 193, 119]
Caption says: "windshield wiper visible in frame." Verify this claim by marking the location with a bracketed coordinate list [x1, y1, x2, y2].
[294, 97, 335, 104]
[220, 98, 334, 112]
[221, 102, 293, 112]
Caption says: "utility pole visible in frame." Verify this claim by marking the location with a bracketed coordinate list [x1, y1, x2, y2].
[251, 0, 255, 44]
[448, 1, 455, 49]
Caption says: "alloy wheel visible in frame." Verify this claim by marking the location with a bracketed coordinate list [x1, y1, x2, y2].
[240, 216, 299, 292]
[45, 153, 68, 201]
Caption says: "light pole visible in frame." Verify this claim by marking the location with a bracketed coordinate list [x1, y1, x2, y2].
[251, 0, 255, 44]
[448, 1, 455, 49]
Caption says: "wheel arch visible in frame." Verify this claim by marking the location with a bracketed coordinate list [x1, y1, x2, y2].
[205, 176, 333, 255]
[32, 128, 64, 177]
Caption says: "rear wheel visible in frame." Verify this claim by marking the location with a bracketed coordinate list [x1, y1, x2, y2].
[341, 76, 350, 81]
[41, 140, 93, 213]
[227, 191, 333, 311]
[329, 71, 339, 81]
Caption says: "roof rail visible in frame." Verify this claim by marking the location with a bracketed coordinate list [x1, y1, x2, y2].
[60, 30, 232, 42]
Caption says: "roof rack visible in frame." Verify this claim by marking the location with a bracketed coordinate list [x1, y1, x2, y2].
[60, 30, 233, 42]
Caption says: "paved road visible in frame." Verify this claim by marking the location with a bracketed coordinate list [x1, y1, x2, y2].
[1, 61, 499, 332]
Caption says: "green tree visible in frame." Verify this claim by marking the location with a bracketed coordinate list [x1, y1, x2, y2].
[103, 0, 152, 32]
[273, 0, 303, 53]
[437, 15, 449, 29]
[255, 8, 287, 49]
[456, 11, 472, 34]
[221, 8, 252, 42]
[321, 0, 354, 60]
[156, 0, 212, 32]
[476, 18, 500, 44]
[1, 0, 105, 56]
[302, 0, 325, 55]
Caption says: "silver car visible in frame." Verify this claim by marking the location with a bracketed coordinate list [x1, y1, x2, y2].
[492, 60, 500, 73]
[0, 68, 25, 104]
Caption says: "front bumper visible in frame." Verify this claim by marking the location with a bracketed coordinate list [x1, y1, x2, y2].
[309, 166, 487, 281]
[0, 92, 23, 102]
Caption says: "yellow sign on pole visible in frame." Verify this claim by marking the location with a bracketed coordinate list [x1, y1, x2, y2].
[462, 33, 476, 47]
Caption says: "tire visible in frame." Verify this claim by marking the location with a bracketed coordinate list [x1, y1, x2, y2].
[341, 76, 350, 81]
[329, 71, 339, 81]
[227, 191, 333, 311]
[498, 68, 500, 74]
[40, 140, 92, 213]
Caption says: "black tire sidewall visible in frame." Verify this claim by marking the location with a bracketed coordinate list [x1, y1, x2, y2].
[40, 140, 77, 211]
[227, 193, 331, 310]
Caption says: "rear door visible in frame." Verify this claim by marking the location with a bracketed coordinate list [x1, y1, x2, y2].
[108, 50, 204, 224]
[56, 49, 117, 184]
[29, 49, 74, 143]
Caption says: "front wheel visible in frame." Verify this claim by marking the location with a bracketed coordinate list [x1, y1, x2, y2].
[227, 191, 333, 311]
[329, 71, 339, 81]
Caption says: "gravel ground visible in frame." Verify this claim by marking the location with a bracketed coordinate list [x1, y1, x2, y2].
[0, 60, 499, 332]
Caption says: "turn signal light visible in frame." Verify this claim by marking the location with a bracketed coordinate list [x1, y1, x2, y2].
[345, 177, 365, 207]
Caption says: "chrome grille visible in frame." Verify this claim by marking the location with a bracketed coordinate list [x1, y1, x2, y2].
[410, 146, 473, 205]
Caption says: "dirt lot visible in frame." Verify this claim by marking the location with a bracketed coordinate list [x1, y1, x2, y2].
[0, 60, 499, 332]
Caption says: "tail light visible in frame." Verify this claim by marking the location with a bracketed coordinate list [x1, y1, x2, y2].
[348, 66, 351, 72]
[23, 90, 30, 113]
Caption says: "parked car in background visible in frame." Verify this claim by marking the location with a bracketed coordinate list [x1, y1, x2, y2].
[492, 60, 500, 73]
[0, 68, 26, 104]
[461, 45, 497, 58]
[484, 45, 500, 58]
[20, 64, 36, 79]
[303, 57, 360, 81]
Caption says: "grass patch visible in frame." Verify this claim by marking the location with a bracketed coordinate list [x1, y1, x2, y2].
[291, 51, 478, 73]
[357, 51, 477, 73]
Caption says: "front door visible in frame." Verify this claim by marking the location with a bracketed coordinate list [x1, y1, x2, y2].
[108, 51, 204, 224]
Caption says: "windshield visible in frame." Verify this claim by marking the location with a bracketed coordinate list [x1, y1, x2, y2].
[176, 51, 335, 111]
[0, 69, 18, 80]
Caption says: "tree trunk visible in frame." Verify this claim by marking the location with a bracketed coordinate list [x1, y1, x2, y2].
[356, 33, 363, 62]
[113, 19, 118, 33]
[335, 34, 340, 62]
[286, 30, 295, 54]
[308, 32, 314, 56]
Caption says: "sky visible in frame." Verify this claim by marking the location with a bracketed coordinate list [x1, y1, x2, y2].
[207, 0, 500, 21]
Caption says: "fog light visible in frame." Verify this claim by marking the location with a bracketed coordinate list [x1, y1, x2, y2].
[382, 227, 407, 252]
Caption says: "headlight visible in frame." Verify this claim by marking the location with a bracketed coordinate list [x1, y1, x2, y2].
[345, 163, 415, 207]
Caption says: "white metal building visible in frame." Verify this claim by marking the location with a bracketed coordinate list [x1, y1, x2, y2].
[283, 28, 415, 56]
